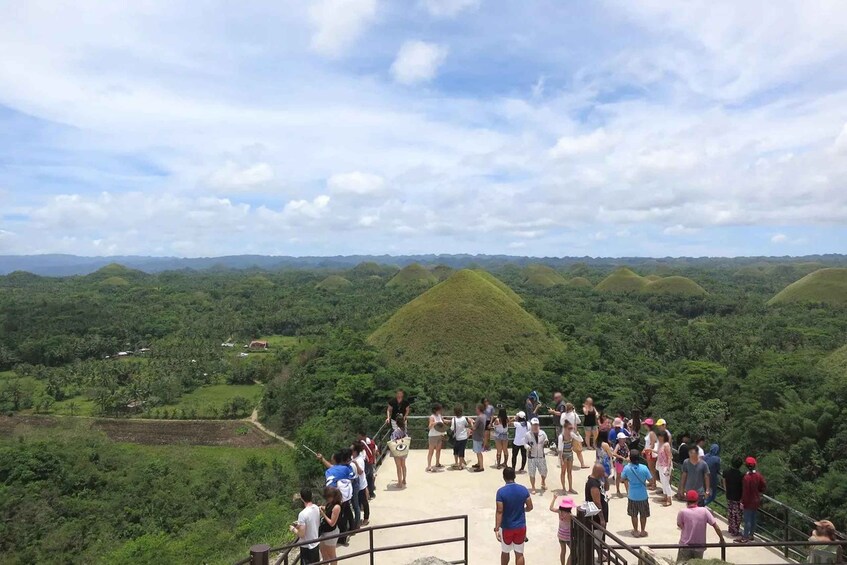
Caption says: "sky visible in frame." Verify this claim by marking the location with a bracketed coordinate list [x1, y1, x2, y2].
[1, 0, 846, 258]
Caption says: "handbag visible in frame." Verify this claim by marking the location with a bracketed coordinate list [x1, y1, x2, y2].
[387, 436, 411, 458]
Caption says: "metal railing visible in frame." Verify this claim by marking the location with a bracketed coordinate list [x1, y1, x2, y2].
[571, 507, 847, 565]
[235, 515, 469, 565]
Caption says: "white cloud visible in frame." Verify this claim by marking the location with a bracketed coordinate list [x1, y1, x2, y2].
[327, 171, 386, 195]
[309, 0, 377, 57]
[549, 129, 612, 158]
[208, 161, 274, 191]
[771, 233, 788, 243]
[420, 0, 480, 17]
[282, 195, 331, 219]
[835, 123, 847, 154]
[391, 41, 449, 85]
[663, 225, 700, 236]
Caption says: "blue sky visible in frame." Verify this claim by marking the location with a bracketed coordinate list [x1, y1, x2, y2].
[1, 0, 846, 257]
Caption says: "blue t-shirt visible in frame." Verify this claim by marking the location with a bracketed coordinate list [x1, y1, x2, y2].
[608, 427, 629, 445]
[325, 464, 354, 488]
[496, 482, 530, 529]
[621, 463, 652, 501]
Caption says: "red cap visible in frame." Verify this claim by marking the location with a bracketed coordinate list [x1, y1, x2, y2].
[686, 490, 699, 503]
[745, 456, 757, 466]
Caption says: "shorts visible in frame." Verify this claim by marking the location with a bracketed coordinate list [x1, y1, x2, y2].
[677, 547, 705, 562]
[528, 457, 547, 477]
[500, 527, 526, 553]
[643, 450, 656, 461]
[300, 545, 320, 564]
[495, 431, 509, 442]
[584, 425, 598, 432]
[627, 499, 650, 518]
[320, 528, 339, 547]
[428, 435, 442, 447]
[473, 440, 484, 454]
[453, 439, 467, 458]
[560, 452, 573, 461]
[614, 461, 624, 475]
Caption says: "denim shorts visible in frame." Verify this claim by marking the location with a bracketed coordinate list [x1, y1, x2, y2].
[473, 440, 484, 453]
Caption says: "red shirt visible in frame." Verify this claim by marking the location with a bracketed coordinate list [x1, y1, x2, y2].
[741, 471, 767, 509]
[362, 437, 378, 465]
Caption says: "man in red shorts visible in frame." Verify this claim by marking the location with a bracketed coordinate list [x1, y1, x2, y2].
[495, 467, 533, 564]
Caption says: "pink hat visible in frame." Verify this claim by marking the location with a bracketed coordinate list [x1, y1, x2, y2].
[559, 497, 575, 510]
[643, 418, 655, 426]
[613, 418, 623, 427]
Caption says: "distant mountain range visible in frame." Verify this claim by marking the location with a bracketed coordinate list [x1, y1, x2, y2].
[1, 253, 846, 277]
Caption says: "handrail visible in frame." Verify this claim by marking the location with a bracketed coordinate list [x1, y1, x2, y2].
[234, 515, 469, 565]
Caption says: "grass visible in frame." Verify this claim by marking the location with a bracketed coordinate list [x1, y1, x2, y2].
[256, 335, 311, 348]
[523, 264, 567, 288]
[151, 384, 263, 418]
[566, 276, 593, 288]
[315, 274, 352, 291]
[473, 269, 523, 303]
[768, 268, 847, 306]
[386, 263, 437, 288]
[642, 275, 707, 296]
[595, 267, 648, 293]
[52, 394, 97, 416]
[369, 269, 561, 374]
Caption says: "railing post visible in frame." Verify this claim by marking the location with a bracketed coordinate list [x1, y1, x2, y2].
[250, 544, 270, 565]
[464, 515, 469, 564]
[783, 506, 790, 558]
[574, 507, 594, 565]
[369, 527, 375, 565]
[721, 535, 726, 562]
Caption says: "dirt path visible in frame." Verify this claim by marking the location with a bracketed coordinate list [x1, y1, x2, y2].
[248, 409, 296, 448]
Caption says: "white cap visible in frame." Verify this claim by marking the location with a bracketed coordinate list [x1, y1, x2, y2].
[617, 432, 628, 440]
[517, 411, 526, 419]
[530, 417, 540, 425]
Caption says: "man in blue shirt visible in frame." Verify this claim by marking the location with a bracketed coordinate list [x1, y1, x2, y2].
[621, 451, 652, 538]
[495, 467, 533, 565]
[608, 417, 629, 445]
[317, 452, 356, 545]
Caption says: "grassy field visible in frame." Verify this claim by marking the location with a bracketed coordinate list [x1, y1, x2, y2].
[523, 264, 567, 288]
[386, 263, 437, 288]
[595, 266, 648, 293]
[147, 384, 263, 419]
[52, 394, 97, 416]
[768, 267, 847, 306]
[642, 275, 708, 296]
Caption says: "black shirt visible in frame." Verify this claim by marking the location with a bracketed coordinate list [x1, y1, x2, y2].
[723, 468, 744, 501]
[676, 443, 689, 465]
[583, 407, 597, 427]
[585, 476, 609, 522]
[388, 398, 410, 421]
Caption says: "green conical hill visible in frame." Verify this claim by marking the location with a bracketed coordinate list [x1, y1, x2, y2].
[350, 262, 391, 278]
[431, 265, 454, 281]
[472, 270, 523, 303]
[316, 275, 352, 291]
[768, 268, 847, 306]
[523, 264, 567, 288]
[369, 270, 560, 374]
[99, 276, 130, 287]
[645, 275, 662, 282]
[595, 267, 647, 293]
[565, 277, 593, 289]
[820, 344, 847, 379]
[386, 263, 437, 289]
[87, 263, 147, 282]
[642, 276, 707, 297]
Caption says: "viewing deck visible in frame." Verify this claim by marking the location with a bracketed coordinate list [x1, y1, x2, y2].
[347, 448, 788, 564]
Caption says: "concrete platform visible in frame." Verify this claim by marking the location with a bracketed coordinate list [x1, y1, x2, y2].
[345, 449, 789, 564]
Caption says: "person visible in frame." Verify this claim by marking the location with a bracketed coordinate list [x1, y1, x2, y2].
[526, 417, 548, 493]
[512, 411, 529, 472]
[550, 494, 575, 565]
[316, 452, 355, 546]
[612, 431, 630, 497]
[483, 398, 496, 452]
[292, 487, 321, 564]
[676, 489, 725, 562]
[426, 403, 445, 472]
[495, 467, 533, 565]
[808, 520, 843, 563]
[655, 418, 672, 444]
[524, 393, 540, 420]
[676, 433, 692, 466]
[723, 456, 744, 538]
[386, 389, 410, 430]
[471, 404, 487, 472]
[582, 397, 599, 450]
[339, 448, 360, 530]
[621, 451, 652, 538]
[737, 456, 767, 543]
[357, 430, 378, 500]
[561, 403, 586, 468]
[703, 444, 721, 506]
[351, 442, 370, 526]
[608, 417, 629, 446]
[597, 409, 611, 458]
[450, 405, 471, 470]
[599, 440, 614, 483]
[493, 407, 511, 469]
[695, 436, 706, 457]
[678, 446, 711, 506]
[642, 419, 658, 489]
[585, 463, 609, 534]
[656, 430, 673, 507]
[559, 421, 577, 494]
[318, 487, 342, 565]
[549, 392, 566, 454]
[391, 415, 409, 487]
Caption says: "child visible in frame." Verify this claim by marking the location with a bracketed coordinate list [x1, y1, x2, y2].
[559, 421, 577, 494]
[449, 405, 471, 470]
[612, 432, 630, 497]
[391, 415, 408, 487]
[550, 494, 575, 565]
[492, 408, 511, 469]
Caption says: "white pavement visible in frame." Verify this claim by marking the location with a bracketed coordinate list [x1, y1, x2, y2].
[345, 448, 788, 565]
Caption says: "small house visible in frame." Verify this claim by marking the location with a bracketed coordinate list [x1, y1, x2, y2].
[249, 340, 269, 350]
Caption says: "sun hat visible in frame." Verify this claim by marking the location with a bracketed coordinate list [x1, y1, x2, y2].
[517, 411, 526, 419]
[686, 490, 699, 503]
[559, 497, 576, 510]
[616, 432, 628, 440]
[745, 456, 757, 466]
[643, 418, 655, 426]
[530, 417, 540, 425]
[815, 520, 836, 534]
[613, 418, 623, 427]
[656, 418, 666, 426]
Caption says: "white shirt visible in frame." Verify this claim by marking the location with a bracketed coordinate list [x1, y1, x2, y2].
[526, 429, 548, 458]
[513, 421, 529, 446]
[560, 411, 580, 428]
[429, 413, 444, 437]
[451, 416, 469, 441]
[354, 453, 368, 490]
[297, 504, 321, 549]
